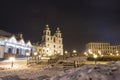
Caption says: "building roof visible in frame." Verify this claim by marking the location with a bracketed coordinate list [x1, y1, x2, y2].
[0, 30, 12, 36]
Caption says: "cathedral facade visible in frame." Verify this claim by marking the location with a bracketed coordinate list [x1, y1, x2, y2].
[34, 25, 63, 57]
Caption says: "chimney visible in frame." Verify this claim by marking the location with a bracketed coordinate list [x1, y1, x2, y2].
[20, 33, 23, 39]
[18, 33, 23, 39]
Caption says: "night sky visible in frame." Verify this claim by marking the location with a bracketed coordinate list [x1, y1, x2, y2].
[0, 0, 120, 52]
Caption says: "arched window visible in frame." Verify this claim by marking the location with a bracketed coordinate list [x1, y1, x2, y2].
[8, 47, 12, 53]
[54, 45, 55, 48]
[48, 44, 49, 47]
[59, 46, 61, 48]
[59, 40, 61, 43]
[47, 32, 50, 35]
[16, 48, 19, 54]
[48, 38, 49, 41]
[54, 38, 55, 43]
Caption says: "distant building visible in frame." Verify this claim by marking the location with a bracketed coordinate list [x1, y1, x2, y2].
[34, 25, 63, 57]
[86, 42, 120, 55]
[0, 30, 33, 58]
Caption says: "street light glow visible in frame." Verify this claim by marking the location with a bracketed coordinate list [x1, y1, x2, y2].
[73, 50, 77, 53]
[93, 54, 97, 59]
[34, 52, 38, 56]
[65, 51, 68, 54]
[9, 57, 15, 68]
[116, 53, 119, 56]
[26, 52, 30, 56]
[88, 49, 92, 54]
[9, 57, 15, 61]
[98, 50, 101, 55]
[84, 52, 88, 56]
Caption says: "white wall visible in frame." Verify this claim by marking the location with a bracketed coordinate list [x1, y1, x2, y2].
[0, 46, 5, 58]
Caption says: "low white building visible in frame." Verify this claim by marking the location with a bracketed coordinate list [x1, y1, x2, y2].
[0, 30, 33, 58]
[86, 42, 120, 56]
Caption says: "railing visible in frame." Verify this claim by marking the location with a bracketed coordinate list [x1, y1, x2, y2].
[63, 61, 85, 71]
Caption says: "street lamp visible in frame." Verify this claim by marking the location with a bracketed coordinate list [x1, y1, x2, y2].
[73, 50, 77, 53]
[26, 52, 30, 65]
[38, 55, 41, 63]
[34, 52, 38, 56]
[84, 52, 88, 56]
[93, 54, 97, 64]
[73, 50, 77, 56]
[9, 57, 15, 68]
[65, 51, 68, 54]
[64, 50, 69, 58]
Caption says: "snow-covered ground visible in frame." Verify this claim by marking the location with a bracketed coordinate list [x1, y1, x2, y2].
[0, 59, 63, 80]
[0, 65, 62, 79]
[51, 61, 120, 80]
[1, 57, 120, 80]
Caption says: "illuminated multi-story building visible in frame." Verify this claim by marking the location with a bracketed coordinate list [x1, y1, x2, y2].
[34, 25, 63, 57]
[0, 30, 33, 58]
[86, 42, 120, 56]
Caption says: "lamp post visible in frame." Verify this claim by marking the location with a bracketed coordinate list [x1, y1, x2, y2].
[64, 50, 68, 58]
[93, 54, 97, 65]
[34, 52, 38, 63]
[26, 52, 30, 65]
[9, 57, 15, 68]
[38, 55, 41, 63]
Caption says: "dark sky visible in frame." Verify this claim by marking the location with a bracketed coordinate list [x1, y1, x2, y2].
[0, 0, 120, 52]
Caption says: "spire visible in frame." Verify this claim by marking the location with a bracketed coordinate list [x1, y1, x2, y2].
[45, 24, 50, 30]
[56, 27, 61, 33]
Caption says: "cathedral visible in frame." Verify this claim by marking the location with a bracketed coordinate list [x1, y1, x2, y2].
[34, 25, 63, 57]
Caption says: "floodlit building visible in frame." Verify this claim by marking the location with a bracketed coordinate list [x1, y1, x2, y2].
[0, 30, 33, 58]
[34, 25, 63, 57]
[86, 42, 120, 56]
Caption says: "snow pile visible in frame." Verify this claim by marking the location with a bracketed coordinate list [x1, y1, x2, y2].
[0, 64, 62, 80]
[51, 61, 120, 80]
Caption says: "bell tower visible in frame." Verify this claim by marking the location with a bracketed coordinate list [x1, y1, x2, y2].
[42, 24, 51, 42]
[55, 27, 62, 38]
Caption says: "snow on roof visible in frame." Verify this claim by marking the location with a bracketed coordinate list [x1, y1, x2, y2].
[0, 36, 8, 40]
[0, 30, 12, 36]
